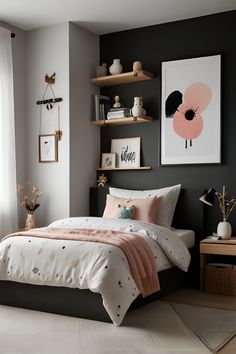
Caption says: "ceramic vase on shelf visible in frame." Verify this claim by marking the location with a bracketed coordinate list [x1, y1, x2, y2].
[25, 212, 35, 231]
[131, 96, 146, 118]
[109, 59, 123, 75]
[132, 60, 142, 71]
[217, 220, 232, 239]
[96, 63, 107, 77]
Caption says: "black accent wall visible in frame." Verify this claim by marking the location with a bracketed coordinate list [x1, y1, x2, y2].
[99, 10, 236, 235]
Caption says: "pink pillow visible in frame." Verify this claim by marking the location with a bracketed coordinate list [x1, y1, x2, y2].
[103, 194, 162, 224]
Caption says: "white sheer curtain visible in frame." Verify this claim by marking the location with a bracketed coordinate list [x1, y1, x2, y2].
[0, 27, 18, 237]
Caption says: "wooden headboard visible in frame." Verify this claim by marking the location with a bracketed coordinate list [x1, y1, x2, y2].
[90, 187, 205, 242]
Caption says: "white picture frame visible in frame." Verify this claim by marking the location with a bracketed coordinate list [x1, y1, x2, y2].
[111, 137, 141, 168]
[101, 153, 116, 168]
[39, 134, 58, 163]
[161, 54, 221, 165]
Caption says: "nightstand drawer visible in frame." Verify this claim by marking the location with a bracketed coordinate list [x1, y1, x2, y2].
[200, 242, 236, 256]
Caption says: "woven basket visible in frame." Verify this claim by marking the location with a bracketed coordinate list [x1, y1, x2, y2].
[205, 265, 236, 296]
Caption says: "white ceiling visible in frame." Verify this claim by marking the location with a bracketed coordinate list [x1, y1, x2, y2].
[0, 0, 236, 34]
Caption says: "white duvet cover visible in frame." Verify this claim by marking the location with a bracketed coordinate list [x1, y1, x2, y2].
[0, 217, 190, 325]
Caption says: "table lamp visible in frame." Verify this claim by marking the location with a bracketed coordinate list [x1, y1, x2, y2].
[199, 186, 234, 239]
[199, 188, 216, 206]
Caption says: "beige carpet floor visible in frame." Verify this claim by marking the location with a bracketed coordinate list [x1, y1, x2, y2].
[0, 301, 211, 354]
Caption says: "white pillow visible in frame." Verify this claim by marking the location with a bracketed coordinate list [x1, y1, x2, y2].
[109, 184, 181, 228]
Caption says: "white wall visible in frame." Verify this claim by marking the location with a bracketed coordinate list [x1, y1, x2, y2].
[0, 21, 99, 227]
[69, 23, 100, 216]
[25, 22, 100, 226]
[0, 21, 27, 227]
[26, 23, 70, 226]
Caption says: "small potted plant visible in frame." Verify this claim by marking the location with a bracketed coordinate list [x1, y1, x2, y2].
[18, 182, 42, 230]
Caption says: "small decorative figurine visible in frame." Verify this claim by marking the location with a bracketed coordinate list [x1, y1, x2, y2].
[97, 173, 108, 188]
[132, 61, 142, 71]
[131, 96, 146, 118]
[96, 63, 107, 77]
[113, 95, 122, 108]
[109, 59, 123, 75]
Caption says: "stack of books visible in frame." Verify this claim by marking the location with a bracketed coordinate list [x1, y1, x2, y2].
[107, 107, 130, 120]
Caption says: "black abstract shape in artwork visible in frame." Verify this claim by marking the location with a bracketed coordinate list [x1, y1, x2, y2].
[165, 90, 183, 118]
[184, 108, 197, 121]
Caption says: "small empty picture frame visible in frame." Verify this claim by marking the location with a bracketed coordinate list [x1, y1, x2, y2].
[101, 153, 116, 168]
[39, 134, 58, 163]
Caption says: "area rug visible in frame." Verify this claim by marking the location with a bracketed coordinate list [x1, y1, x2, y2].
[171, 303, 236, 353]
[0, 301, 210, 354]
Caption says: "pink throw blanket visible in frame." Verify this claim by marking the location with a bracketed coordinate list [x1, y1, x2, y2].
[5, 227, 160, 297]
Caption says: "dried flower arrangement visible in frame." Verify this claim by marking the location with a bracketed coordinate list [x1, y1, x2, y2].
[215, 186, 236, 221]
[18, 182, 42, 214]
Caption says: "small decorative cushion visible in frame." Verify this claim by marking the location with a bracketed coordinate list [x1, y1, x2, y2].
[109, 184, 181, 228]
[116, 206, 135, 219]
[103, 194, 162, 224]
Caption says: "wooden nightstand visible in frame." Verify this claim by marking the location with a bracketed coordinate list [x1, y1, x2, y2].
[200, 237, 236, 291]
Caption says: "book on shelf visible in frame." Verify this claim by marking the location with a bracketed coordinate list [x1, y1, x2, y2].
[107, 114, 130, 119]
[94, 94, 111, 120]
[107, 112, 130, 119]
[107, 107, 130, 119]
[109, 107, 130, 112]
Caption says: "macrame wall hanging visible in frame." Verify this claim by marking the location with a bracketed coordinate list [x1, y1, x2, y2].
[37, 73, 63, 163]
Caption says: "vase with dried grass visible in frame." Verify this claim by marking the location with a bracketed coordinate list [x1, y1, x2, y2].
[216, 186, 236, 239]
[18, 182, 42, 230]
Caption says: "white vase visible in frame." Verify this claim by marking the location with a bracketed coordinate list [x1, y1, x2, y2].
[132, 60, 142, 71]
[131, 96, 146, 117]
[109, 59, 123, 75]
[217, 221, 232, 239]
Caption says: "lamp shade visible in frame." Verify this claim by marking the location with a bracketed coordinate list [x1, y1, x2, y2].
[199, 188, 216, 206]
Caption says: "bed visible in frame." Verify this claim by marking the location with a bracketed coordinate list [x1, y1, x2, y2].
[0, 186, 204, 325]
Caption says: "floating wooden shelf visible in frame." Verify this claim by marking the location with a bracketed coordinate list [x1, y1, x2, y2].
[90, 70, 153, 86]
[93, 116, 153, 126]
[97, 166, 151, 171]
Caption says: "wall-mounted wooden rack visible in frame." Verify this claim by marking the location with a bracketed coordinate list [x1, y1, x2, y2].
[97, 166, 151, 171]
[93, 116, 153, 126]
[90, 70, 153, 86]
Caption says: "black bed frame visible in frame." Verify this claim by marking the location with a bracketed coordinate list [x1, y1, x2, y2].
[0, 267, 185, 323]
[0, 187, 204, 322]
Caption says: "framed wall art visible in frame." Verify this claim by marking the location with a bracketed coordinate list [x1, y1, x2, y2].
[39, 134, 58, 163]
[111, 137, 141, 168]
[161, 54, 221, 165]
[101, 153, 116, 168]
